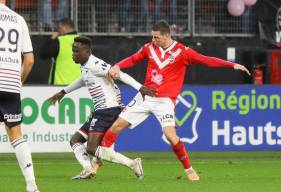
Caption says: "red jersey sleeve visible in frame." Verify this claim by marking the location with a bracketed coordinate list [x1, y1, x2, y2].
[183, 48, 235, 68]
[116, 44, 148, 69]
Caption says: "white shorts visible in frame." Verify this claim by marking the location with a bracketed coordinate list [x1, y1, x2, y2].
[119, 93, 175, 129]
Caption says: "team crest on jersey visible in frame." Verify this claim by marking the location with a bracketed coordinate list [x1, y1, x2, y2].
[151, 70, 163, 85]
[168, 55, 176, 63]
[168, 50, 180, 63]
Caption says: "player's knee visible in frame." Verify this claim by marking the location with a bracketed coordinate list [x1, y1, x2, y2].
[165, 133, 179, 145]
[110, 122, 120, 132]
[163, 126, 179, 145]
[110, 119, 128, 133]
[165, 135, 173, 144]
[69, 136, 79, 147]
[69, 138, 75, 147]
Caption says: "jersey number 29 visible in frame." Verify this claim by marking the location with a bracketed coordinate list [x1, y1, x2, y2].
[0, 27, 19, 53]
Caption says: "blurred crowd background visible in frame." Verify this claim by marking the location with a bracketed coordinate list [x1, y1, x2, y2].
[10, 0, 257, 36]
[5, 0, 281, 85]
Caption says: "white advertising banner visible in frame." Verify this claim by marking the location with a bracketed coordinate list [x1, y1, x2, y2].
[0, 86, 92, 152]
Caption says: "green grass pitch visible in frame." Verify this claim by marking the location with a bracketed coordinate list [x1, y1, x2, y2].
[0, 151, 280, 192]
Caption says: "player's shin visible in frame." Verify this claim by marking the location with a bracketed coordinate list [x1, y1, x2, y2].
[91, 143, 115, 173]
[11, 137, 38, 190]
[95, 146, 144, 179]
[172, 141, 192, 169]
[172, 141, 199, 181]
[71, 143, 92, 171]
[95, 146, 134, 168]
[101, 129, 118, 147]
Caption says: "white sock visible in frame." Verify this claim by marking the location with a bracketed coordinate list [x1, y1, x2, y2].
[11, 137, 37, 190]
[91, 144, 115, 169]
[95, 146, 134, 168]
[71, 143, 92, 171]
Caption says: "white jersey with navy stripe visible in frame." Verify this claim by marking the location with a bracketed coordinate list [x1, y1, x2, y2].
[81, 55, 123, 111]
[0, 4, 33, 93]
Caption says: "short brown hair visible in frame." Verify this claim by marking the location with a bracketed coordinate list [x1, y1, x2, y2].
[152, 20, 171, 35]
[59, 18, 75, 29]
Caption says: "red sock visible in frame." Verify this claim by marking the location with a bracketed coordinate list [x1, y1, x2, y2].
[101, 129, 118, 147]
[172, 141, 191, 169]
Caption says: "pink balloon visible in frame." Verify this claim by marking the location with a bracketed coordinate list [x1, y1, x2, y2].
[227, 0, 245, 17]
[244, 0, 257, 6]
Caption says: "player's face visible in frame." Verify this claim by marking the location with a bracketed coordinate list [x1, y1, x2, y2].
[151, 31, 168, 47]
[58, 23, 65, 34]
[72, 42, 90, 64]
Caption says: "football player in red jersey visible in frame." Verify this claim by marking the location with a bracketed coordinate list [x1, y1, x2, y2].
[95, 20, 250, 181]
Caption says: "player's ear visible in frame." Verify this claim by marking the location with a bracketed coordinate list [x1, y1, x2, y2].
[87, 48, 92, 55]
[163, 33, 170, 38]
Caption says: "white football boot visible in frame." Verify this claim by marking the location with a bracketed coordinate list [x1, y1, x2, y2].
[132, 158, 144, 180]
[71, 169, 96, 180]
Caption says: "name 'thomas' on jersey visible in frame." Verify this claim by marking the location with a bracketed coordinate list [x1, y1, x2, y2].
[116, 41, 235, 102]
[0, 4, 33, 93]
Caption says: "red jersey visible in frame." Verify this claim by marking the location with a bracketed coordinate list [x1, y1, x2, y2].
[116, 41, 235, 102]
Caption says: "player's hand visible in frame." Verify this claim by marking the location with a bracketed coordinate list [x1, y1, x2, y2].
[51, 32, 59, 39]
[139, 86, 156, 99]
[109, 65, 120, 79]
[234, 64, 251, 76]
[48, 90, 66, 104]
[106, 73, 115, 85]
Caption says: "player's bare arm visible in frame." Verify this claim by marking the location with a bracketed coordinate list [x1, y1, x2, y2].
[233, 64, 251, 76]
[21, 52, 34, 83]
[109, 65, 120, 79]
[48, 90, 66, 104]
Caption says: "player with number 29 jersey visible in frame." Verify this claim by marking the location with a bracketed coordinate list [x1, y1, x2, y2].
[0, 2, 39, 192]
[0, 4, 33, 93]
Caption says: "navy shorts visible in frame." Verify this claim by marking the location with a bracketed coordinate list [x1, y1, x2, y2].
[79, 107, 121, 136]
[0, 91, 22, 128]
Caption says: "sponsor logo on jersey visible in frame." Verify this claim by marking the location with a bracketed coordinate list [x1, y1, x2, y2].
[151, 70, 163, 85]
[160, 114, 174, 124]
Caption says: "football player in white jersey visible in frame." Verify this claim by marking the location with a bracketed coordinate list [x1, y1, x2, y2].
[0, 1, 40, 192]
[48, 36, 154, 180]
